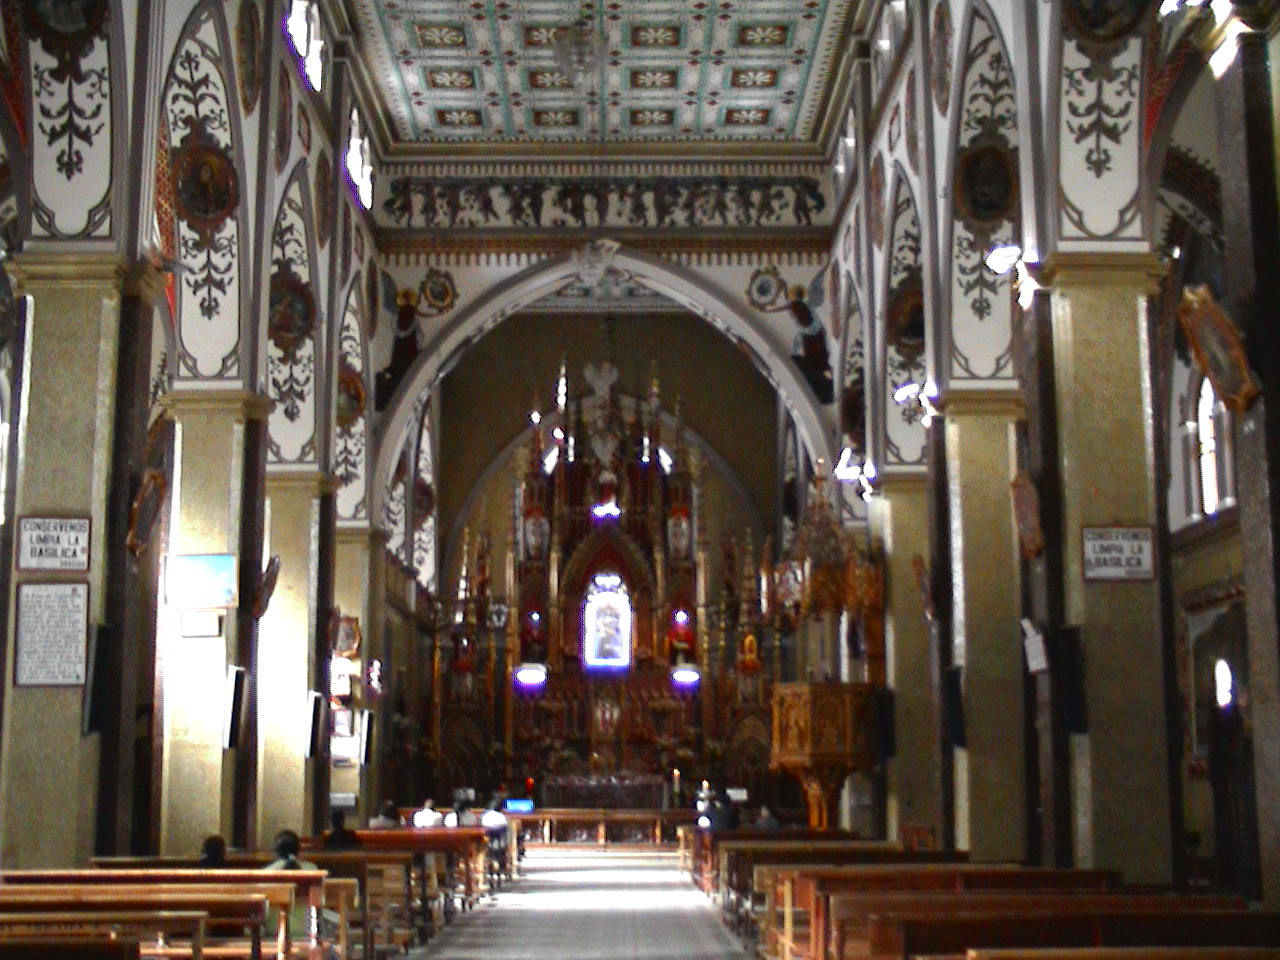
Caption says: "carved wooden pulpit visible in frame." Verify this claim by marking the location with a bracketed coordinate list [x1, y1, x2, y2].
[770, 681, 877, 828]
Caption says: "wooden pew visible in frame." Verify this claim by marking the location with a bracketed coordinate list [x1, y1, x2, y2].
[719, 842, 965, 933]
[967, 947, 1280, 960]
[770, 864, 1120, 960]
[0, 870, 328, 960]
[0, 938, 141, 959]
[96, 849, 412, 959]
[343, 828, 488, 915]
[864, 910, 1280, 960]
[692, 829, 865, 895]
[826, 892, 1244, 960]
[0, 910, 207, 960]
[967, 949, 1280, 960]
[0, 886, 276, 960]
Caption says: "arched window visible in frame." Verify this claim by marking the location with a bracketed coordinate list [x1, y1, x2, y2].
[345, 108, 373, 210]
[1190, 376, 1236, 519]
[1197, 377, 1220, 515]
[285, 0, 325, 92]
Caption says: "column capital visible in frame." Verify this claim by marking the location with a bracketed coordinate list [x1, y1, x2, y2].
[336, 523, 388, 548]
[265, 468, 340, 496]
[939, 389, 1026, 420]
[1041, 251, 1167, 295]
[876, 471, 929, 496]
[159, 389, 273, 422]
[5, 250, 130, 292]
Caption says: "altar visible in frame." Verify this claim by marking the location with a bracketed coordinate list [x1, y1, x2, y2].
[512, 808, 697, 846]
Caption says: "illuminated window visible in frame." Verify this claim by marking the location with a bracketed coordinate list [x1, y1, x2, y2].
[583, 573, 632, 668]
[1197, 378, 1220, 515]
[285, 0, 325, 92]
[345, 108, 373, 209]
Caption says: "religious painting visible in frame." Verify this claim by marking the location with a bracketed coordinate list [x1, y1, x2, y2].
[1065, 0, 1147, 45]
[868, 153, 886, 249]
[274, 67, 292, 173]
[930, 1, 952, 114]
[126, 468, 167, 557]
[954, 143, 1018, 227]
[747, 265, 835, 404]
[335, 357, 365, 430]
[25, 0, 107, 55]
[236, 0, 262, 114]
[171, 139, 239, 239]
[886, 278, 926, 364]
[583, 573, 631, 669]
[1177, 285, 1259, 414]
[268, 268, 315, 361]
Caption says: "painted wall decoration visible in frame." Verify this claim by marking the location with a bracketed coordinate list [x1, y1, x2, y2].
[267, 168, 318, 463]
[384, 456, 407, 558]
[375, 266, 458, 411]
[867, 154, 886, 249]
[297, 102, 311, 154]
[273, 64, 291, 173]
[747, 265, 834, 404]
[411, 399, 437, 589]
[930, 1, 953, 115]
[25, 0, 113, 238]
[905, 68, 919, 173]
[314, 151, 332, 247]
[334, 279, 369, 522]
[949, 7, 1018, 381]
[1058, 8, 1143, 241]
[235, 0, 261, 115]
[382, 175, 827, 230]
[163, 5, 243, 380]
[883, 175, 926, 466]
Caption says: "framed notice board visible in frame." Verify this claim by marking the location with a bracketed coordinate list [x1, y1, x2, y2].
[15, 582, 89, 686]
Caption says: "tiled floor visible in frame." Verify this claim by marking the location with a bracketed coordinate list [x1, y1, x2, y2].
[411, 849, 749, 960]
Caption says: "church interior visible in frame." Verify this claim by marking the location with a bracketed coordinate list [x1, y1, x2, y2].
[1, 0, 1279, 929]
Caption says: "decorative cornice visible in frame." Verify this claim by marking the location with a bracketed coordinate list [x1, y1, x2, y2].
[1040, 251, 1168, 295]
[5, 251, 129, 290]
[265, 469, 341, 496]
[377, 227, 833, 265]
[938, 389, 1027, 420]
[158, 389, 274, 422]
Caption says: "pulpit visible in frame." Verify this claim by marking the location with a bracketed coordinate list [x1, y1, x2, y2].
[770, 681, 877, 828]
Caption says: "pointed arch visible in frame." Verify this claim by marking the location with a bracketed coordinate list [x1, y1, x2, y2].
[161, 0, 248, 381]
[882, 169, 927, 467]
[266, 157, 321, 464]
[372, 249, 835, 521]
[946, 0, 1019, 383]
[334, 272, 371, 522]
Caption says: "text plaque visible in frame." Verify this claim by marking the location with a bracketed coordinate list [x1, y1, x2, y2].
[1082, 527, 1154, 581]
[16, 582, 89, 686]
[17, 517, 91, 571]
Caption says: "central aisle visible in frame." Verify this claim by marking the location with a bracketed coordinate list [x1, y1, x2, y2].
[418, 849, 750, 960]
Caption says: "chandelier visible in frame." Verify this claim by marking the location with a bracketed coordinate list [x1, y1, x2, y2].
[552, 16, 607, 89]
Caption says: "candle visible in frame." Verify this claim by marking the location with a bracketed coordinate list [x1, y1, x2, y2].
[673, 768, 681, 797]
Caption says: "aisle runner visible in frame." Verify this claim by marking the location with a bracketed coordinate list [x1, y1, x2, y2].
[421, 850, 749, 960]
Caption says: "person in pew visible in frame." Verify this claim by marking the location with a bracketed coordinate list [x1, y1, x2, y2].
[264, 828, 339, 958]
[266, 828, 318, 870]
[754, 805, 780, 830]
[198, 834, 228, 866]
[443, 789, 479, 827]
[708, 789, 741, 831]
[322, 808, 363, 849]
[368, 800, 401, 828]
[412, 797, 443, 827]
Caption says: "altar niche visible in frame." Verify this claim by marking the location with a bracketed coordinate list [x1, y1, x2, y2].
[583, 573, 632, 668]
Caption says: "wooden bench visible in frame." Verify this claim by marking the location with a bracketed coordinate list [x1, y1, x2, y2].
[770, 865, 1120, 960]
[826, 892, 1244, 960]
[864, 910, 1280, 960]
[693, 829, 863, 892]
[967, 949, 1280, 960]
[0, 886, 277, 960]
[0, 938, 141, 959]
[344, 828, 488, 915]
[720, 843, 965, 934]
[97, 849, 412, 959]
[0, 870, 330, 960]
[0, 910, 207, 959]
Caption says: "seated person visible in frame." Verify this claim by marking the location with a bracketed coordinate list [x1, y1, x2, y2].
[443, 790, 479, 827]
[322, 809, 362, 849]
[198, 834, 228, 867]
[368, 800, 401, 829]
[264, 829, 334, 946]
[412, 797, 443, 828]
[754, 805, 780, 830]
[479, 798, 508, 835]
[265, 828, 317, 870]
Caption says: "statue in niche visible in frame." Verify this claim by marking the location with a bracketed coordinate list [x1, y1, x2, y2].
[749, 266, 835, 403]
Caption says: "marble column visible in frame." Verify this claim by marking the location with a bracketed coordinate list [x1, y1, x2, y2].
[873, 473, 942, 845]
[155, 388, 270, 856]
[256, 471, 332, 842]
[1044, 252, 1172, 884]
[944, 393, 1026, 861]
[0, 253, 124, 866]
[332, 525, 383, 824]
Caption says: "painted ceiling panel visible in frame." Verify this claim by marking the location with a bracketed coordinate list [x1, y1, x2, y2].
[350, 0, 853, 154]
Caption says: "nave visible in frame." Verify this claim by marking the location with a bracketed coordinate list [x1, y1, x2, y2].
[416, 850, 747, 960]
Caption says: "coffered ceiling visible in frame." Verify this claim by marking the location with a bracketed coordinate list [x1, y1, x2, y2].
[345, 0, 860, 160]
